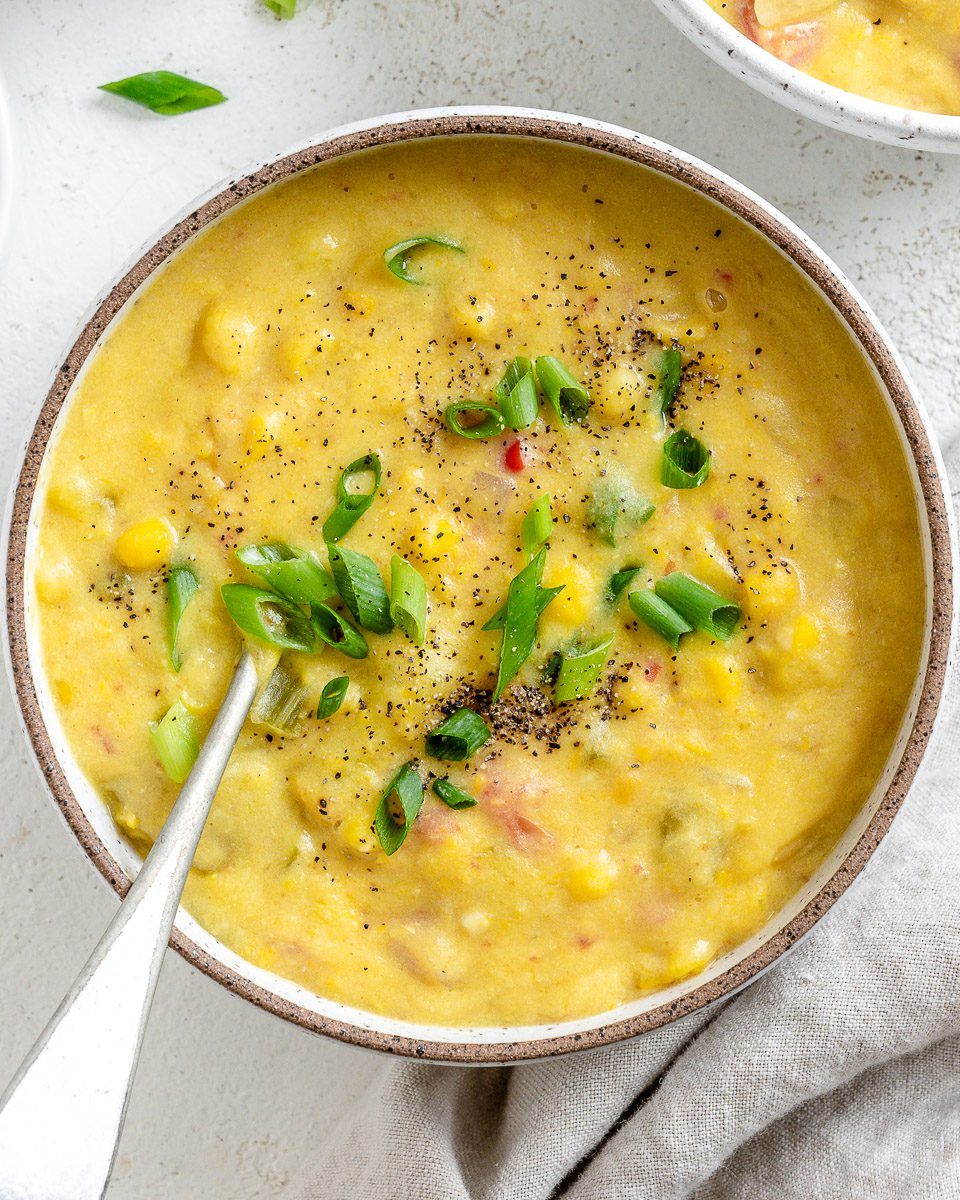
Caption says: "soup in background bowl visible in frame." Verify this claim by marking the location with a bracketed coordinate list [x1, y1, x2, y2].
[6, 110, 954, 1061]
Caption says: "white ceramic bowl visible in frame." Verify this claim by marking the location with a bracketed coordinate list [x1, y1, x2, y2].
[5, 107, 956, 1063]
[649, 0, 960, 153]
[0, 68, 15, 270]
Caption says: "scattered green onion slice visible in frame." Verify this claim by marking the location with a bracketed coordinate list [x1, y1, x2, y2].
[551, 634, 615, 704]
[317, 676, 349, 719]
[605, 565, 642, 607]
[251, 660, 306, 735]
[221, 583, 316, 652]
[322, 454, 382, 543]
[628, 589, 693, 651]
[383, 235, 464, 285]
[521, 495, 553, 560]
[443, 401, 505, 440]
[654, 573, 741, 641]
[310, 604, 369, 659]
[482, 584, 561, 632]
[490, 547, 563, 702]
[263, 0, 296, 17]
[535, 356, 591, 425]
[150, 700, 200, 784]
[99, 71, 226, 116]
[661, 430, 710, 490]
[494, 357, 539, 431]
[166, 565, 199, 672]
[374, 762, 425, 855]
[425, 708, 491, 761]
[236, 542, 337, 606]
[652, 347, 682, 416]
[432, 778, 478, 809]
[587, 475, 655, 546]
[327, 544, 393, 634]
[390, 556, 428, 645]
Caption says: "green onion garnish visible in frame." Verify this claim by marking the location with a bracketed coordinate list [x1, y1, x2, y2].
[521, 495, 553, 560]
[432, 778, 478, 809]
[490, 547, 563, 702]
[443, 401, 505, 440]
[482, 584, 559, 632]
[552, 634, 615, 704]
[99, 71, 226, 116]
[235, 542, 337, 606]
[321, 454, 382, 543]
[383, 235, 464, 285]
[654, 573, 741, 641]
[653, 347, 682, 416]
[587, 475, 655, 546]
[605, 565, 642, 607]
[494, 357, 539, 431]
[221, 584, 316, 652]
[374, 762, 425, 855]
[263, 0, 295, 16]
[310, 604, 369, 659]
[327, 544, 392, 634]
[251, 660, 306, 735]
[535, 356, 591, 425]
[317, 675, 349, 719]
[390, 556, 428, 645]
[150, 700, 200, 784]
[425, 708, 491, 761]
[166, 565, 199, 672]
[628, 589, 693, 651]
[661, 430, 710, 490]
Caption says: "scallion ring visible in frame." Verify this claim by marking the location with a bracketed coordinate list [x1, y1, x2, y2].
[604, 565, 642, 607]
[235, 542, 337, 606]
[489, 546, 563, 702]
[432, 778, 478, 809]
[383, 235, 464, 285]
[425, 708, 491, 761]
[443, 401, 505, 440]
[322, 453, 382, 543]
[327, 543, 393, 634]
[587, 475, 655, 546]
[166, 565, 199, 672]
[654, 572, 741, 641]
[317, 675, 349, 719]
[535, 355, 591, 425]
[661, 430, 710, 490]
[521, 494, 553, 560]
[494, 357, 539, 431]
[221, 583, 316, 652]
[150, 699, 200, 784]
[251, 660, 307, 735]
[390, 556, 428, 645]
[552, 634, 615, 704]
[310, 604, 368, 659]
[374, 762, 425, 855]
[628, 589, 693, 652]
[653, 347, 682, 416]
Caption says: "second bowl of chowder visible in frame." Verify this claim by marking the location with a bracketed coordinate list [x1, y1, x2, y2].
[6, 109, 954, 1062]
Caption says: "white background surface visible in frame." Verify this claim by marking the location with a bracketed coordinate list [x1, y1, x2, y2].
[0, 2, 958, 1196]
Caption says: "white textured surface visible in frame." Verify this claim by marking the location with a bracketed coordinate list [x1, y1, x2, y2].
[0, 1, 958, 1196]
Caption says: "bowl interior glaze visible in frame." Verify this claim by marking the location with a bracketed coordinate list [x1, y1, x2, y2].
[5, 108, 955, 1063]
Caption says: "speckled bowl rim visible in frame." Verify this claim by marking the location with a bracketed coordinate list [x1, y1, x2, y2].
[648, 0, 960, 153]
[5, 107, 955, 1064]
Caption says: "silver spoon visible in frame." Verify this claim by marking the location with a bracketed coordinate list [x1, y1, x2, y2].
[0, 650, 259, 1200]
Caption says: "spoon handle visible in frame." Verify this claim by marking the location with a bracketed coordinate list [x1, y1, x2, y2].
[0, 651, 258, 1200]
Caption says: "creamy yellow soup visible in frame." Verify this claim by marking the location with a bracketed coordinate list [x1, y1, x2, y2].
[31, 137, 924, 1027]
[708, 0, 960, 115]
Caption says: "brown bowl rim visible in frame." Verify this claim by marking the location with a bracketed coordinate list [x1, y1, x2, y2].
[5, 109, 954, 1064]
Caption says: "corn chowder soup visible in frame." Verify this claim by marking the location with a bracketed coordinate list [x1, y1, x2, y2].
[32, 138, 924, 1027]
[708, 1, 960, 115]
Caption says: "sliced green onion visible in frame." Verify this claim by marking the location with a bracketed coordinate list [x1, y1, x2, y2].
[432, 778, 478, 809]
[99, 71, 226, 116]
[263, 0, 295, 16]
[322, 454, 382, 543]
[383, 235, 464, 285]
[552, 634, 615, 704]
[166, 565, 199, 672]
[150, 700, 200, 784]
[443, 401, 505, 440]
[535, 356, 591, 425]
[494, 357, 539, 431]
[317, 675, 349, 719]
[521, 495, 553, 560]
[236, 542, 336, 606]
[605, 565, 642, 607]
[251, 660, 306, 735]
[482, 584, 561, 632]
[491, 547, 563, 702]
[310, 604, 368, 659]
[655, 573, 741, 641]
[390, 556, 428, 645]
[628, 589, 693, 651]
[221, 583, 316, 652]
[327, 544, 392, 634]
[587, 475, 655, 546]
[425, 708, 491, 761]
[653, 347, 682, 416]
[661, 430, 710, 489]
[374, 762, 425, 855]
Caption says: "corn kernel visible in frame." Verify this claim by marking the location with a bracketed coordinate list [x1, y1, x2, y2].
[788, 613, 821, 653]
[544, 561, 594, 627]
[34, 560, 74, 605]
[199, 303, 258, 375]
[741, 565, 800, 620]
[115, 518, 176, 571]
[565, 851, 619, 901]
[244, 411, 284, 460]
[666, 937, 714, 981]
[339, 814, 375, 855]
[48, 476, 98, 521]
[702, 654, 742, 700]
[596, 364, 642, 420]
[448, 296, 496, 341]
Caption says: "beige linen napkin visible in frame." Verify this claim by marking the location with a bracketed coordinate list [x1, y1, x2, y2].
[289, 444, 960, 1200]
